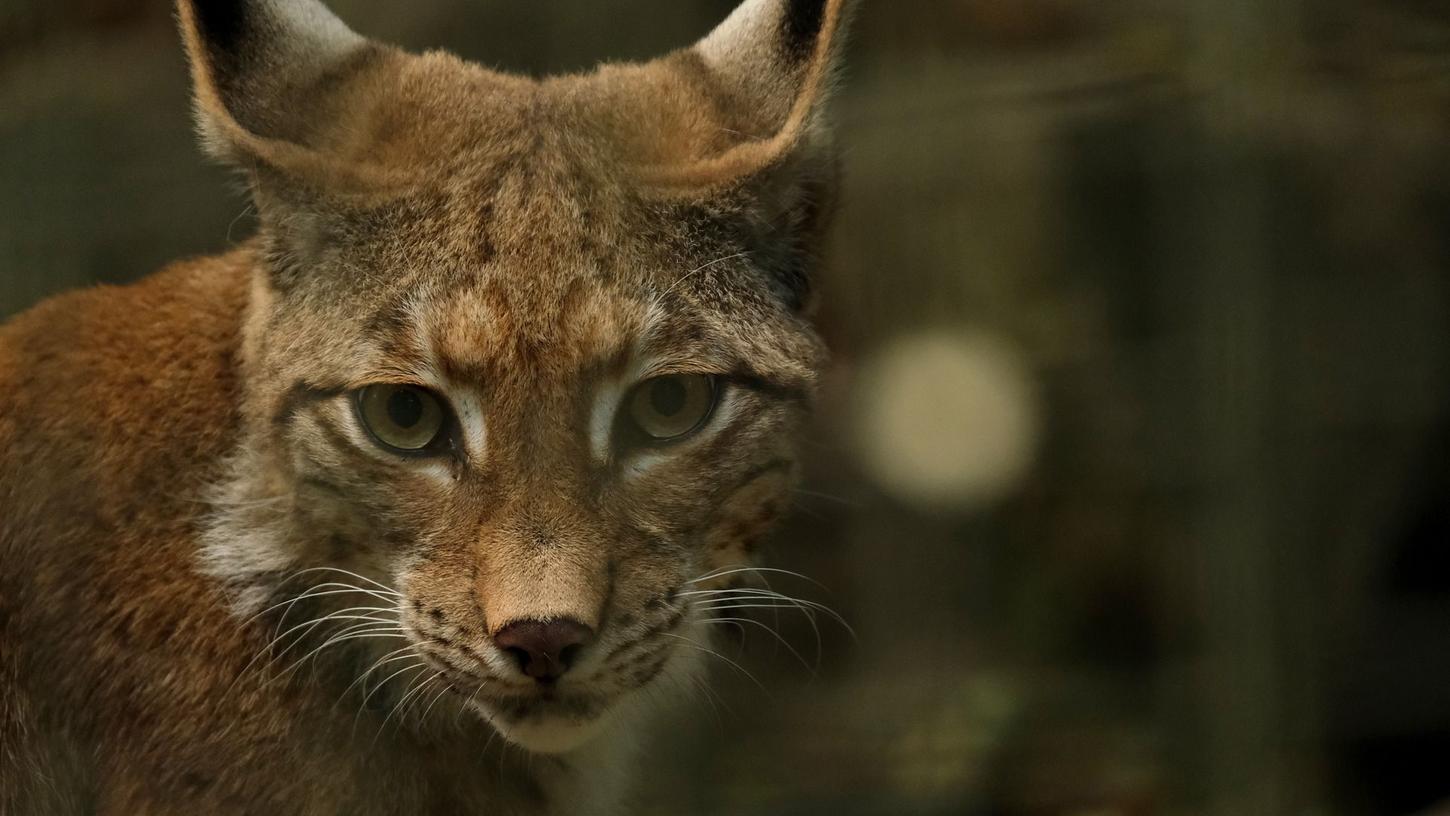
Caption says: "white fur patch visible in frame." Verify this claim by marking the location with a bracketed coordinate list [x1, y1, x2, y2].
[444, 385, 488, 464]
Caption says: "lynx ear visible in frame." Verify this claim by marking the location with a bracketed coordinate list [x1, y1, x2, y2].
[176, 0, 395, 183]
[653, 0, 854, 310]
[652, 0, 853, 189]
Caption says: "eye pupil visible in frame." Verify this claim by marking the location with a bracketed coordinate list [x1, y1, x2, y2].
[356, 384, 447, 455]
[624, 374, 717, 445]
[649, 379, 687, 417]
[387, 388, 424, 428]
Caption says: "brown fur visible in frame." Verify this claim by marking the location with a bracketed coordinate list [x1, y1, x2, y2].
[0, 1, 851, 813]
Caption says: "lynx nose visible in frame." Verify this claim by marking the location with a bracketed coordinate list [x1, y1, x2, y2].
[493, 619, 594, 684]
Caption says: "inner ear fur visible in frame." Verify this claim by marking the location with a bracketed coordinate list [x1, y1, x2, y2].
[643, 0, 855, 191]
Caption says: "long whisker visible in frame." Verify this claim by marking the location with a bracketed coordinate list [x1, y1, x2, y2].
[686, 591, 838, 617]
[271, 624, 409, 686]
[686, 565, 830, 591]
[227, 603, 398, 697]
[694, 600, 824, 662]
[359, 662, 429, 721]
[378, 670, 444, 740]
[699, 615, 816, 674]
[243, 585, 399, 629]
[418, 679, 456, 725]
[288, 566, 401, 596]
[261, 609, 402, 666]
[685, 565, 856, 673]
[461, 680, 497, 732]
[792, 487, 857, 507]
[680, 670, 731, 729]
[660, 633, 770, 696]
[661, 251, 751, 296]
[690, 593, 840, 625]
[338, 645, 419, 711]
[689, 589, 855, 638]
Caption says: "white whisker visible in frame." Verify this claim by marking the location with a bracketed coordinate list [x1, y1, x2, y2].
[660, 633, 769, 696]
[700, 615, 816, 674]
[378, 670, 444, 739]
[227, 601, 399, 699]
[690, 589, 854, 638]
[360, 662, 429, 719]
[419, 679, 455, 725]
[661, 251, 751, 296]
[694, 600, 825, 661]
[338, 645, 420, 711]
[686, 565, 829, 590]
[270, 624, 409, 686]
[244, 585, 398, 629]
[288, 566, 402, 596]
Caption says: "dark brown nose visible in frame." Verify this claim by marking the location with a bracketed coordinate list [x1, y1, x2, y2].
[493, 618, 594, 684]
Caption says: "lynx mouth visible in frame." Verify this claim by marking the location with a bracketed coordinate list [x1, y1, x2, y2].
[468, 690, 615, 754]
[403, 603, 701, 754]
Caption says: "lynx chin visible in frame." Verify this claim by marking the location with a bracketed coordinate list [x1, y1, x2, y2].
[0, 0, 852, 812]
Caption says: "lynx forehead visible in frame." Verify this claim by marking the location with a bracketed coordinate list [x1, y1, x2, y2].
[0, 0, 852, 813]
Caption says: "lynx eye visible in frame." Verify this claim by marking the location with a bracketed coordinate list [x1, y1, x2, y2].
[355, 384, 448, 454]
[625, 374, 717, 442]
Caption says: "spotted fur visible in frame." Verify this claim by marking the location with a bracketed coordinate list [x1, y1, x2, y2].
[0, 0, 851, 813]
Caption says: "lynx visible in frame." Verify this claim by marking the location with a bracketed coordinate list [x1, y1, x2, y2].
[0, 0, 849, 812]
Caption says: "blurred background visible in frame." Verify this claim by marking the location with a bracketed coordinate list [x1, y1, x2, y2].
[3, 1, 1449, 814]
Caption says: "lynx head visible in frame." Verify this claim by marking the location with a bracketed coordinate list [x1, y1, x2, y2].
[187, 0, 850, 753]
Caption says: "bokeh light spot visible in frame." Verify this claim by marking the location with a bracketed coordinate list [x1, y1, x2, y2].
[853, 330, 1041, 510]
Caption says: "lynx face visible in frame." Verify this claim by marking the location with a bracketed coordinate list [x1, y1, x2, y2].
[190, 0, 847, 753]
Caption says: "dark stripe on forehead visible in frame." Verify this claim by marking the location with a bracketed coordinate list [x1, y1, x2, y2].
[363, 295, 435, 366]
[364, 297, 412, 341]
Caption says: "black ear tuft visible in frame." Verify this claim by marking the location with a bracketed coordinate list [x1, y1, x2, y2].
[188, 0, 259, 95]
[177, 0, 378, 160]
[190, 0, 248, 56]
[690, 0, 852, 161]
[782, 0, 828, 62]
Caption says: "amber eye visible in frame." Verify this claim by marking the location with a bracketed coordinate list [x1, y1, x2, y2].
[355, 384, 448, 454]
[625, 374, 717, 442]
